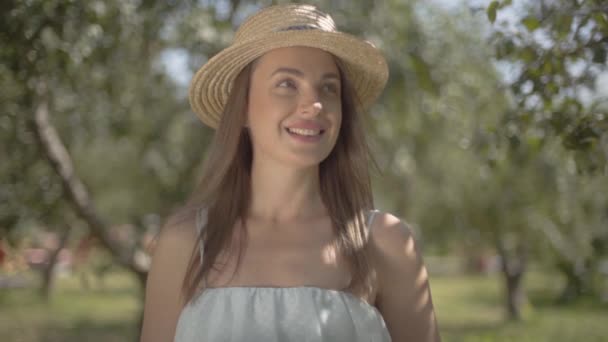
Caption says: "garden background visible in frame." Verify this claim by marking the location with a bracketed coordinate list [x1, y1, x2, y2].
[1, 0, 607, 341]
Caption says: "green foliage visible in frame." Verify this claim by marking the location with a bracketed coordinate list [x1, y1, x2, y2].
[521, 16, 540, 32]
[487, 0, 513, 23]
[489, 0, 608, 174]
[1, 0, 606, 331]
[483, 0, 608, 301]
[0, 0, 210, 239]
[487, 1, 499, 23]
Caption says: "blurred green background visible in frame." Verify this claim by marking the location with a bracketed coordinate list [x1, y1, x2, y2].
[1, 0, 607, 341]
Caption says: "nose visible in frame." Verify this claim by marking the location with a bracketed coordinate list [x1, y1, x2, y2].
[299, 92, 323, 117]
[306, 102, 323, 116]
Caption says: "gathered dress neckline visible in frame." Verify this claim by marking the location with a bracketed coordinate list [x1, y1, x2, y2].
[173, 209, 392, 342]
[201, 285, 382, 316]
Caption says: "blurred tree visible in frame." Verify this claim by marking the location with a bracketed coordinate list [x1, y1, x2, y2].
[487, 0, 607, 172]
[0, 0, 213, 297]
[361, 0, 538, 320]
[486, 0, 608, 303]
[2, 0, 606, 336]
[365, 0, 607, 320]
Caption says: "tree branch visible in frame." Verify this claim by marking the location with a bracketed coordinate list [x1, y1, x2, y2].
[31, 84, 147, 279]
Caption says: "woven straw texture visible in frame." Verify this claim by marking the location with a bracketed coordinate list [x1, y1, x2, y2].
[189, 4, 389, 129]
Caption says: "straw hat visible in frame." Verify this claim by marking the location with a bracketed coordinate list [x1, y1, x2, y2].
[189, 3, 389, 129]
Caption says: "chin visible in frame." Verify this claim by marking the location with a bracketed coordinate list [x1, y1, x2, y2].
[284, 150, 333, 169]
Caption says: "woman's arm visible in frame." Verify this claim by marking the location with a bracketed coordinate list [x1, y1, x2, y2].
[370, 212, 441, 342]
[140, 213, 198, 342]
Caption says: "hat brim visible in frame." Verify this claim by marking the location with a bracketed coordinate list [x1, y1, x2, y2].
[189, 30, 389, 129]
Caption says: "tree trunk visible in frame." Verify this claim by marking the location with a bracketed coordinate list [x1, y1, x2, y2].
[31, 90, 148, 279]
[503, 263, 525, 320]
[556, 256, 598, 303]
[32, 84, 153, 340]
[496, 238, 528, 321]
[39, 224, 72, 301]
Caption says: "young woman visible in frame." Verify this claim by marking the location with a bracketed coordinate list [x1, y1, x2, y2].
[140, 4, 440, 342]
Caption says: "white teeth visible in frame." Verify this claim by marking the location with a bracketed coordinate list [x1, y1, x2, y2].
[287, 128, 321, 136]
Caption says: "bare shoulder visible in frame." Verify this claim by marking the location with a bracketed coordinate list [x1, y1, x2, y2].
[367, 212, 418, 278]
[368, 211, 414, 251]
[367, 212, 419, 293]
[156, 209, 200, 250]
[149, 209, 200, 276]
[368, 211, 441, 342]
[140, 208, 200, 342]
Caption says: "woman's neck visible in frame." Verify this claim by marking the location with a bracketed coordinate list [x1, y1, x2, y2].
[248, 158, 325, 223]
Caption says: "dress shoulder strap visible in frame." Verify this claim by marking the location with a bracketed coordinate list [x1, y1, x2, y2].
[366, 209, 380, 232]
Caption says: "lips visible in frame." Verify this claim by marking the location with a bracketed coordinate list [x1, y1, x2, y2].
[285, 121, 326, 137]
[286, 127, 324, 136]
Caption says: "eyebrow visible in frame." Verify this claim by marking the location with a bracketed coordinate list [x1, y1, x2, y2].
[269, 67, 340, 81]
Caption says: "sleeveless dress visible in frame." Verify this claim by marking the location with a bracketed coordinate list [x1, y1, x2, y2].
[174, 209, 392, 342]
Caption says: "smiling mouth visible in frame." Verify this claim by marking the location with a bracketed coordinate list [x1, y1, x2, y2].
[285, 127, 325, 136]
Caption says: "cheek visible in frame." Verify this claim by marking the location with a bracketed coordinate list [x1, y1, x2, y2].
[246, 96, 287, 146]
[246, 88, 262, 123]
[247, 94, 273, 130]
[330, 104, 343, 144]
[248, 91, 293, 125]
[336, 106, 343, 125]
[330, 102, 343, 128]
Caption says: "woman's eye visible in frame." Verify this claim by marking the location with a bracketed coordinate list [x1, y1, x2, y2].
[278, 79, 296, 89]
[323, 83, 339, 94]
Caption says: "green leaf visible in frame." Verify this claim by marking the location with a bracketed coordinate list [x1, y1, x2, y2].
[593, 12, 608, 34]
[521, 16, 541, 32]
[410, 53, 439, 96]
[487, 1, 499, 23]
[556, 14, 573, 37]
[592, 46, 607, 64]
[519, 47, 538, 63]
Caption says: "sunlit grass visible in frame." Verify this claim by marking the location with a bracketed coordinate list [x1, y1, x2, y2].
[433, 271, 608, 341]
[0, 271, 141, 342]
[0, 269, 606, 341]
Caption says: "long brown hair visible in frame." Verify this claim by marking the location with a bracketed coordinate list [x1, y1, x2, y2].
[176, 57, 375, 303]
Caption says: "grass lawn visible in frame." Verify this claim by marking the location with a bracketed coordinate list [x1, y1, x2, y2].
[433, 271, 608, 341]
[0, 271, 141, 342]
[0, 269, 606, 341]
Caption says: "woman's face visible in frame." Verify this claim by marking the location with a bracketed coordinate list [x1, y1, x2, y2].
[246, 46, 342, 168]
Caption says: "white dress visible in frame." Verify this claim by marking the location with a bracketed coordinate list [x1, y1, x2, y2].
[174, 209, 391, 342]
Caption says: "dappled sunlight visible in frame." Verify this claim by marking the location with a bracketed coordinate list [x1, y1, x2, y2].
[3, 0, 606, 341]
[321, 243, 339, 265]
